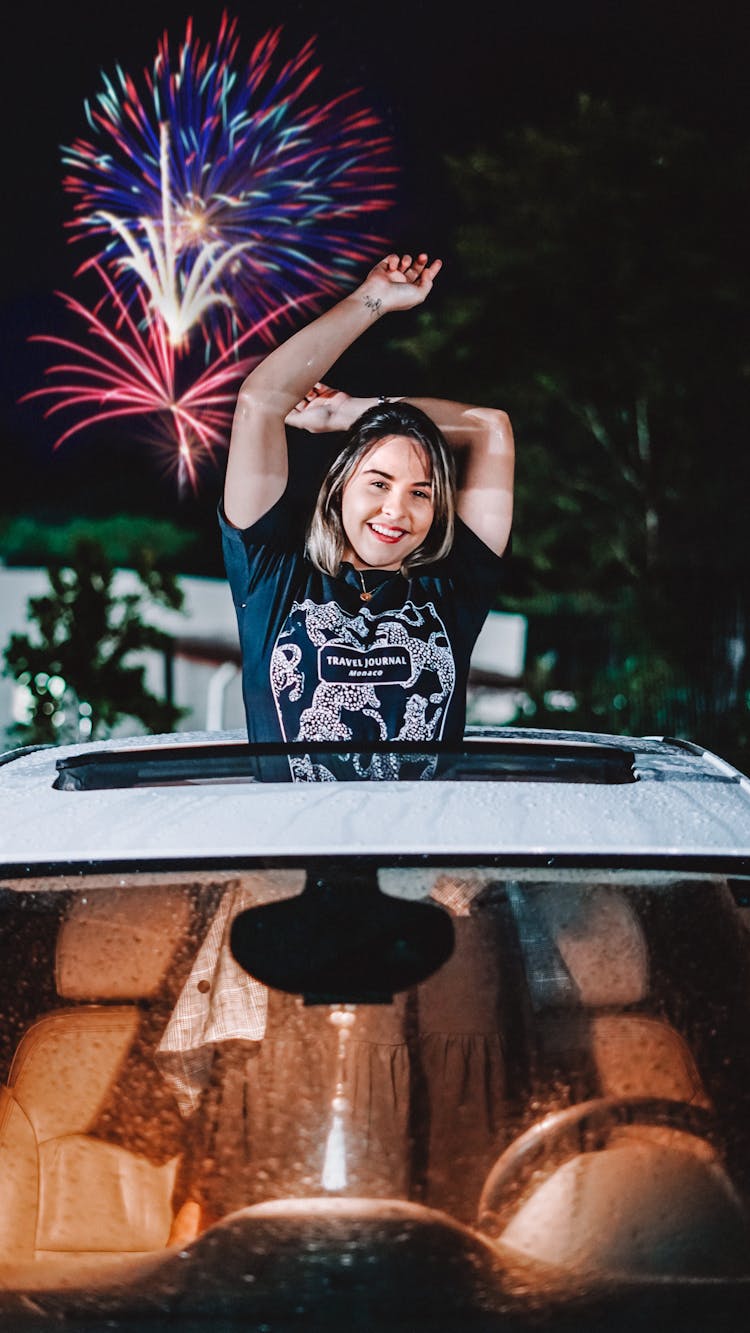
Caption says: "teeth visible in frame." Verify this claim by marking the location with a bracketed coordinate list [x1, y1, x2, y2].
[371, 523, 404, 538]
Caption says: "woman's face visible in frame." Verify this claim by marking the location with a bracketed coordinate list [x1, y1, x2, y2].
[340, 435, 435, 570]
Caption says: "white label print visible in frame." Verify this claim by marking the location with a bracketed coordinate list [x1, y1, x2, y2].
[270, 598, 456, 781]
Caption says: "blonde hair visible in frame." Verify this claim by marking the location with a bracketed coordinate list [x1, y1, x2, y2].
[306, 402, 456, 577]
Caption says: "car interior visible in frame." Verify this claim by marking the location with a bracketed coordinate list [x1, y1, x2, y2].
[0, 869, 749, 1293]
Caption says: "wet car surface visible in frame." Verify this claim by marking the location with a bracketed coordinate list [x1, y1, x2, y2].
[1, 727, 750, 1330]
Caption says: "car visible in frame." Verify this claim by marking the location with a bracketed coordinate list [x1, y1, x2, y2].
[1, 724, 750, 1331]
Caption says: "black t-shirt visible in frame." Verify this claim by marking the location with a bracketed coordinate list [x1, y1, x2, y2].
[220, 482, 507, 781]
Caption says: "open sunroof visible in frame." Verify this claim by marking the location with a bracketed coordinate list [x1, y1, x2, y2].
[52, 739, 638, 790]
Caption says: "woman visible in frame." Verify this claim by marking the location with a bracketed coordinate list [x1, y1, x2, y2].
[165, 254, 514, 1243]
[221, 251, 514, 780]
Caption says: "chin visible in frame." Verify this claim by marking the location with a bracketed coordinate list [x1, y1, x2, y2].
[361, 538, 417, 569]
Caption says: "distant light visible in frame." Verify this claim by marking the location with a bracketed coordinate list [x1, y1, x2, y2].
[47, 675, 67, 699]
[544, 690, 577, 713]
[11, 684, 34, 725]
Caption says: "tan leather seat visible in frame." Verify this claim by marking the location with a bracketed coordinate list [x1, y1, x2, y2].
[519, 882, 709, 1106]
[496, 884, 750, 1274]
[0, 886, 191, 1261]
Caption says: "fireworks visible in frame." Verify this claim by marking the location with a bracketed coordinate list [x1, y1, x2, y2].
[23, 264, 314, 493]
[62, 14, 396, 340]
[28, 12, 397, 489]
[96, 123, 253, 347]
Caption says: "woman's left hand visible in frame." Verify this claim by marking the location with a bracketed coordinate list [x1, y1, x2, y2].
[285, 382, 353, 433]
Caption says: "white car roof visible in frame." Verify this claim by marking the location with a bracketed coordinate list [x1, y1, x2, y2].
[1, 727, 749, 870]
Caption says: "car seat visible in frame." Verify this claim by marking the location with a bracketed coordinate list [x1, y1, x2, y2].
[495, 882, 750, 1274]
[0, 885, 192, 1262]
[507, 881, 709, 1106]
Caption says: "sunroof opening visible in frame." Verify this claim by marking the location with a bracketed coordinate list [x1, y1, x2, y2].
[52, 740, 638, 791]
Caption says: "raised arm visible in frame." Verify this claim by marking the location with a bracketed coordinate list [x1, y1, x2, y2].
[287, 388, 514, 557]
[223, 253, 442, 530]
[408, 398, 514, 557]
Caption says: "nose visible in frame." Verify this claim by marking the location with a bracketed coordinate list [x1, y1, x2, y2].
[380, 488, 408, 522]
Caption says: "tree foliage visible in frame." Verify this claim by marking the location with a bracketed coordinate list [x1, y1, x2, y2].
[0, 514, 196, 570]
[3, 538, 186, 744]
[391, 95, 750, 764]
[391, 94, 750, 596]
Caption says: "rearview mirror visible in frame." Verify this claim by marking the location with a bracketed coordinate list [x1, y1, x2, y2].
[230, 865, 454, 1004]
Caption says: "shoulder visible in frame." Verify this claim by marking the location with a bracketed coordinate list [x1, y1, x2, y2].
[219, 491, 292, 545]
[437, 516, 509, 579]
[218, 491, 308, 607]
[415, 517, 509, 622]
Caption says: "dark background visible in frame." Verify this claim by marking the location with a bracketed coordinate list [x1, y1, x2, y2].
[2, 0, 746, 567]
[2, 0, 750, 763]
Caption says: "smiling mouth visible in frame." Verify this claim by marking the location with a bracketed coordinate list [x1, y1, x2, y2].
[369, 522, 407, 543]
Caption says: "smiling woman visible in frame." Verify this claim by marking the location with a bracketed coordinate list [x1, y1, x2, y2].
[309, 409, 455, 578]
[220, 251, 515, 782]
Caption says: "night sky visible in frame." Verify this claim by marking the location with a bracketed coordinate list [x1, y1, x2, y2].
[2, 0, 747, 556]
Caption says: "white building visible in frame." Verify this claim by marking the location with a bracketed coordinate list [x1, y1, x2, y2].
[0, 568, 526, 746]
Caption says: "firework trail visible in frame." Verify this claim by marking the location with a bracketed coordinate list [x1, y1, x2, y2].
[22, 264, 317, 494]
[97, 123, 253, 347]
[61, 13, 396, 343]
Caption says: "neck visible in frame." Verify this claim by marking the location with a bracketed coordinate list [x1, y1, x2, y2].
[346, 558, 401, 573]
[355, 565, 400, 579]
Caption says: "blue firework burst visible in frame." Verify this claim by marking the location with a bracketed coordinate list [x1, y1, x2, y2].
[61, 12, 397, 342]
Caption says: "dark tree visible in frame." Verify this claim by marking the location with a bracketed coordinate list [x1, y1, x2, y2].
[392, 96, 750, 764]
[392, 95, 750, 595]
[3, 538, 186, 744]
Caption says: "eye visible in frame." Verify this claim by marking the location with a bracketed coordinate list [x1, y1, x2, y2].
[413, 489, 432, 501]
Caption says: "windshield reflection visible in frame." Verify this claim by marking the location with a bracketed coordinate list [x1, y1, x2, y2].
[1, 868, 750, 1293]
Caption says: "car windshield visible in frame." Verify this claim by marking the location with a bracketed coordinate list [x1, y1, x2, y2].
[2, 865, 750, 1322]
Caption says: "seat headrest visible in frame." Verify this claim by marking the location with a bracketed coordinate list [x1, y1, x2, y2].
[534, 884, 648, 1007]
[56, 886, 193, 1001]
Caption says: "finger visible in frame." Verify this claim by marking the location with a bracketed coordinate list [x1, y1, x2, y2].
[419, 257, 442, 283]
[406, 252, 429, 281]
[398, 254, 412, 272]
[384, 253, 400, 271]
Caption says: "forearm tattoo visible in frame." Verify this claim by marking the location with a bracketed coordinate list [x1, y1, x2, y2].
[363, 294, 382, 316]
